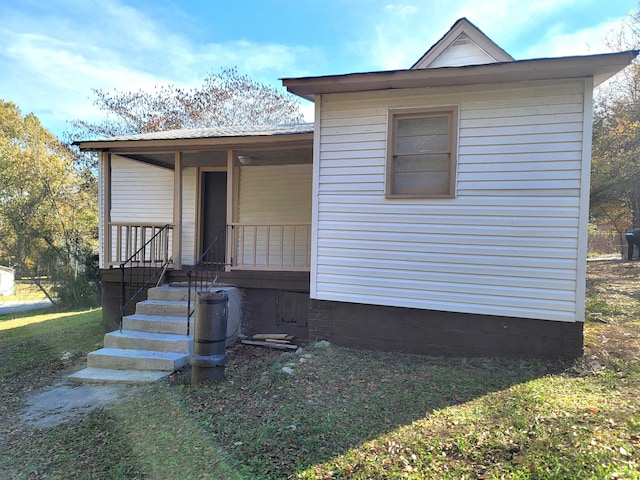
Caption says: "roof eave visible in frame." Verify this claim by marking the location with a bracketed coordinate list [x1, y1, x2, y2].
[76, 131, 315, 152]
[282, 50, 639, 100]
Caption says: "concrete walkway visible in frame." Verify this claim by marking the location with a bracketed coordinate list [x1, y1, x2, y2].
[0, 299, 53, 316]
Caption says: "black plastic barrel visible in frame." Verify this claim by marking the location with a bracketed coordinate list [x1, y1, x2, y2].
[190, 291, 229, 384]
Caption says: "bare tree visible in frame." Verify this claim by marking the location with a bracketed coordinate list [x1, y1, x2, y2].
[68, 67, 304, 138]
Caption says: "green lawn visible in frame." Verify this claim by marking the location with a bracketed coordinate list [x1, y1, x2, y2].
[0, 281, 49, 304]
[0, 308, 104, 416]
[0, 261, 639, 479]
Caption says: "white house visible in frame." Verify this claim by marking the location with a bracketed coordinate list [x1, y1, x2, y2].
[78, 18, 637, 359]
[0, 265, 15, 297]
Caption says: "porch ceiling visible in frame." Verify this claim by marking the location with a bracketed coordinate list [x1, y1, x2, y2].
[115, 146, 313, 170]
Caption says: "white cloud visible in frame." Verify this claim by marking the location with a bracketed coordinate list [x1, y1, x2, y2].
[0, 0, 314, 137]
[361, 0, 636, 69]
[518, 18, 630, 58]
[299, 100, 315, 123]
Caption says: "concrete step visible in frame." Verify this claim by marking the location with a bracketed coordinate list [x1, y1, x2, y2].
[135, 299, 188, 317]
[104, 330, 191, 353]
[87, 348, 189, 371]
[122, 314, 192, 334]
[67, 367, 172, 384]
[148, 285, 191, 302]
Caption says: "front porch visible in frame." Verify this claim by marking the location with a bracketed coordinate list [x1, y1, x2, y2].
[80, 125, 315, 335]
[83, 124, 314, 271]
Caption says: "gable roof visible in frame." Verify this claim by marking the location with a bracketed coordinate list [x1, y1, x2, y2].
[283, 50, 638, 101]
[412, 17, 514, 69]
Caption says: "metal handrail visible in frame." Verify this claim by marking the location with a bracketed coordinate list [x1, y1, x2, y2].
[185, 227, 227, 336]
[119, 224, 173, 331]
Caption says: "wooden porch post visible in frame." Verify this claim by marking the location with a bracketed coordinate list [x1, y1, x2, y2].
[225, 150, 234, 271]
[173, 152, 183, 269]
[101, 152, 111, 268]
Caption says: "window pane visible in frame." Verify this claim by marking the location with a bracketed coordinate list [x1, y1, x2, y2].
[394, 171, 449, 190]
[396, 134, 449, 153]
[395, 154, 449, 173]
[396, 116, 449, 154]
[397, 116, 448, 137]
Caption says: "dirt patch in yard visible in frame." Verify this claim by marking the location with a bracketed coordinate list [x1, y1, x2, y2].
[19, 383, 148, 429]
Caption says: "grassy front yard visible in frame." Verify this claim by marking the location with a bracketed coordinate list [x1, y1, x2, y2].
[1, 260, 639, 479]
[0, 281, 49, 304]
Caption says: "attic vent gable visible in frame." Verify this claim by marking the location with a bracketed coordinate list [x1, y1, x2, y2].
[451, 33, 472, 46]
[428, 34, 496, 68]
[411, 18, 514, 70]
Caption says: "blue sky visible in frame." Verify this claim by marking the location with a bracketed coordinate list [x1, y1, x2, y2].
[1, 0, 637, 138]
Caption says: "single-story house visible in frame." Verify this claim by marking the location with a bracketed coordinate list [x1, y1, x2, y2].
[77, 18, 638, 359]
[0, 265, 15, 296]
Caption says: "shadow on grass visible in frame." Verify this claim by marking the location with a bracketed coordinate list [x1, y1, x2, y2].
[0, 409, 147, 480]
[0, 309, 104, 414]
[176, 344, 569, 479]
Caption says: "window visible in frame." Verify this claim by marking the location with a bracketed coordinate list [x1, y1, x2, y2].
[386, 106, 458, 198]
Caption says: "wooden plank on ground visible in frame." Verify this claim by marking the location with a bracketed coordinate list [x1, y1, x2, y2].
[252, 333, 290, 340]
[241, 339, 298, 350]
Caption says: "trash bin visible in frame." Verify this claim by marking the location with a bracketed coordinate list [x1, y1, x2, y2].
[190, 291, 229, 384]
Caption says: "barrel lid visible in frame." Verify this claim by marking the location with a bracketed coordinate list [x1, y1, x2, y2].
[197, 291, 228, 304]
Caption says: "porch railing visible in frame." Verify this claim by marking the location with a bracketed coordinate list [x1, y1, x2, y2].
[108, 223, 174, 267]
[119, 224, 173, 330]
[229, 222, 311, 271]
[185, 228, 227, 336]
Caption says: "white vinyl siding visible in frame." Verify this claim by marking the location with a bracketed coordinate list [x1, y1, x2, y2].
[237, 164, 312, 269]
[313, 79, 588, 322]
[181, 167, 197, 265]
[110, 155, 173, 223]
[108, 156, 174, 265]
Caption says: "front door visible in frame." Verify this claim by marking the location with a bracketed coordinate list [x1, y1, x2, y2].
[201, 172, 227, 256]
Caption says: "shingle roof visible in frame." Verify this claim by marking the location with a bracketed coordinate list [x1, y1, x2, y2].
[80, 123, 314, 143]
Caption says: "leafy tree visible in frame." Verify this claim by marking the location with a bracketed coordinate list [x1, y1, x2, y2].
[0, 101, 99, 307]
[591, 11, 640, 235]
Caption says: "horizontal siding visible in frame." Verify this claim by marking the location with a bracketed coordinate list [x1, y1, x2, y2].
[111, 155, 173, 223]
[239, 164, 312, 223]
[181, 167, 196, 265]
[237, 164, 312, 268]
[314, 79, 587, 322]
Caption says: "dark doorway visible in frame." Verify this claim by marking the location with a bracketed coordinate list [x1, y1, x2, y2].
[201, 172, 227, 255]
